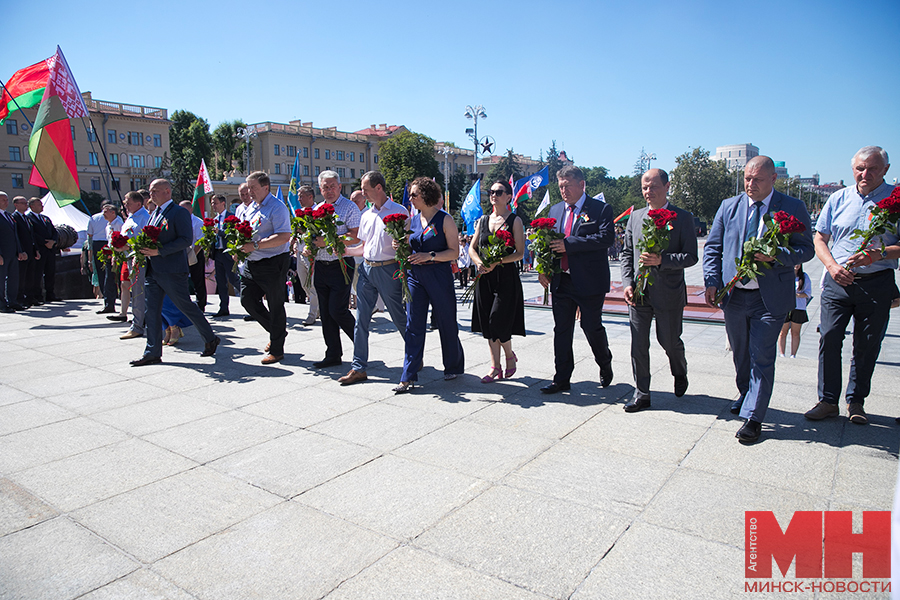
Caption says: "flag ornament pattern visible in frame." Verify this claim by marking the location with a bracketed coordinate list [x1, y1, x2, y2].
[27, 47, 88, 206]
[0, 56, 53, 125]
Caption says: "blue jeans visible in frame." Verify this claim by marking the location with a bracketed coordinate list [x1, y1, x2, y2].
[351, 261, 407, 372]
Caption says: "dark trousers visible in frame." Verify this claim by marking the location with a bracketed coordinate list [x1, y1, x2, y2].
[29, 251, 48, 301]
[241, 253, 290, 356]
[818, 270, 894, 406]
[551, 273, 612, 385]
[42, 252, 57, 299]
[188, 249, 207, 309]
[143, 265, 216, 359]
[213, 249, 239, 311]
[629, 302, 687, 400]
[723, 288, 785, 423]
[92, 240, 117, 310]
[17, 255, 37, 305]
[0, 252, 19, 308]
[313, 258, 356, 360]
[401, 262, 464, 382]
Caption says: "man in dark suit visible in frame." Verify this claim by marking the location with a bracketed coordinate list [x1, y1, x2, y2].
[27, 197, 60, 303]
[131, 179, 219, 366]
[12, 196, 40, 307]
[0, 192, 26, 312]
[539, 165, 615, 394]
[621, 169, 698, 412]
[210, 194, 239, 318]
[703, 156, 814, 443]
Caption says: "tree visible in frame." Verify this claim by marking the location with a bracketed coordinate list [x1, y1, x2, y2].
[448, 165, 470, 214]
[669, 147, 732, 223]
[211, 119, 247, 179]
[169, 110, 213, 201]
[378, 130, 443, 200]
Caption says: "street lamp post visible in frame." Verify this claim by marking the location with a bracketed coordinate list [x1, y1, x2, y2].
[464, 105, 487, 174]
[638, 147, 656, 175]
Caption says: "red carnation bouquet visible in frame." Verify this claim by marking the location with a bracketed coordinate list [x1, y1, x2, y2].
[223, 216, 254, 272]
[198, 217, 217, 258]
[461, 227, 516, 304]
[845, 187, 900, 269]
[634, 208, 678, 300]
[714, 210, 807, 305]
[382, 212, 411, 302]
[128, 225, 161, 268]
[527, 217, 565, 304]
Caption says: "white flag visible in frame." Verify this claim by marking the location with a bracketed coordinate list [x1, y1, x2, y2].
[535, 190, 551, 216]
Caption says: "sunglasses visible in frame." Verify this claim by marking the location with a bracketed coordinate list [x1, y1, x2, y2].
[489, 189, 506, 196]
[409, 192, 420, 198]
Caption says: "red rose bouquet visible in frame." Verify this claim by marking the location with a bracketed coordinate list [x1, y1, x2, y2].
[845, 187, 900, 269]
[714, 210, 807, 305]
[127, 225, 161, 268]
[634, 208, 678, 300]
[198, 217, 217, 258]
[382, 212, 411, 302]
[461, 227, 516, 304]
[223, 217, 254, 273]
[314, 203, 351, 284]
[527, 217, 564, 304]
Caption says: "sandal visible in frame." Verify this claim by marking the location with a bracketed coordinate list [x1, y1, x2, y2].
[481, 367, 503, 383]
[505, 352, 518, 378]
[444, 373, 458, 381]
[393, 381, 414, 394]
[162, 326, 173, 345]
[166, 326, 183, 346]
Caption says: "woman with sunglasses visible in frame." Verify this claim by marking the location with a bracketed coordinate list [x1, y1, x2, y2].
[393, 177, 465, 393]
[469, 180, 526, 382]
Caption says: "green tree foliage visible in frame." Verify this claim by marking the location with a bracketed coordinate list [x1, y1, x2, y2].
[169, 110, 213, 201]
[378, 130, 443, 200]
[78, 190, 106, 216]
[448, 165, 470, 214]
[211, 120, 247, 179]
[669, 147, 732, 223]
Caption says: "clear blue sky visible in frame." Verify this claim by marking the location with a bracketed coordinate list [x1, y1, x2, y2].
[5, 0, 899, 185]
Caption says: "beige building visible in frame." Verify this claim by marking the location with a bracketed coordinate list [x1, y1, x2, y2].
[1, 92, 170, 203]
[714, 143, 760, 170]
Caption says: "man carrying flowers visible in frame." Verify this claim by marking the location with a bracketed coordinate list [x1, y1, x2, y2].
[804, 146, 899, 426]
[621, 169, 698, 413]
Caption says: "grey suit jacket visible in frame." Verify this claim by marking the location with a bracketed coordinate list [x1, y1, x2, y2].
[621, 204, 698, 309]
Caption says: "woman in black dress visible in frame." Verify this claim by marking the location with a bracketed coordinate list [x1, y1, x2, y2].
[469, 180, 525, 382]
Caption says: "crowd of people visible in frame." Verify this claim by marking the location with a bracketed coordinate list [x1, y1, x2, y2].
[1, 145, 896, 445]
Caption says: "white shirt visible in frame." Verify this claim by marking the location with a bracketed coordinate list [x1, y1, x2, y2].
[358, 199, 409, 262]
[235, 202, 253, 222]
[189, 213, 203, 245]
[87, 213, 123, 241]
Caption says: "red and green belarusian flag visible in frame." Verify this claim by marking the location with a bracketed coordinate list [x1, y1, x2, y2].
[614, 205, 633, 223]
[27, 47, 87, 207]
[0, 56, 53, 125]
[191, 158, 213, 217]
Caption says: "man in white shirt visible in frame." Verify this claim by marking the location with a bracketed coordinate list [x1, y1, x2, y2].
[293, 185, 319, 325]
[117, 192, 150, 339]
[87, 203, 124, 314]
[338, 171, 408, 385]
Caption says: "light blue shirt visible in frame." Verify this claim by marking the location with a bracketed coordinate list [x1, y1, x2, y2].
[245, 193, 291, 261]
[816, 181, 898, 274]
[314, 195, 362, 262]
[122, 207, 150, 239]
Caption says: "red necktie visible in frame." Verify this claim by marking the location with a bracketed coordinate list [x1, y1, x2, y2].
[561, 204, 575, 272]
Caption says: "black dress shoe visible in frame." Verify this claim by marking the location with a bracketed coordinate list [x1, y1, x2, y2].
[130, 355, 162, 367]
[106, 315, 128, 322]
[540, 381, 570, 394]
[730, 397, 743, 415]
[212, 309, 230, 318]
[45, 296, 61, 303]
[624, 396, 651, 413]
[201, 336, 220, 357]
[599, 364, 613, 388]
[674, 375, 688, 398]
[0, 307, 14, 313]
[243, 315, 255, 321]
[97, 307, 116, 314]
[736, 419, 762, 444]
[9, 304, 26, 311]
[313, 357, 342, 369]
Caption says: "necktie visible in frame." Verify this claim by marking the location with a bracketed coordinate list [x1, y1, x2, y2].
[745, 201, 763, 241]
[561, 204, 576, 272]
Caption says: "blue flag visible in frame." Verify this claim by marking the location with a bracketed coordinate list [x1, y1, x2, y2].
[286, 153, 301, 212]
[528, 165, 549, 190]
[275, 185, 284, 202]
[401, 180, 410, 210]
[461, 180, 482, 235]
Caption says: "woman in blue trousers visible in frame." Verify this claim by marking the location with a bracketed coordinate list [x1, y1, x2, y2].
[393, 177, 464, 393]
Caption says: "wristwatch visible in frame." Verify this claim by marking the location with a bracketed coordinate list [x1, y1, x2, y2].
[880, 248, 889, 260]
[429, 251, 436, 261]
[253, 240, 260, 250]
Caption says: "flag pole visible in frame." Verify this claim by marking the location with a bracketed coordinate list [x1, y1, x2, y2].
[0, 78, 35, 128]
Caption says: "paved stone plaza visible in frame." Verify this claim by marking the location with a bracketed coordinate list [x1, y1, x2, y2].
[1, 256, 897, 599]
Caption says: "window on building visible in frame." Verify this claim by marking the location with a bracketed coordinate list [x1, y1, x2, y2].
[287, 146, 296, 157]
[108, 130, 116, 144]
[128, 131, 143, 145]
[350, 169, 355, 178]
[110, 153, 119, 167]
[274, 163, 281, 174]
[131, 178, 144, 191]
[325, 150, 330, 160]
[74, 151, 77, 164]
[374, 154, 378, 164]
[315, 166, 320, 176]
[154, 156, 162, 169]
[87, 128, 96, 142]
[112, 178, 120, 191]
[153, 134, 161, 147]
[11, 173, 23, 188]
[303, 147, 308, 158]
[89, 152, 98, 166]
[9, 147, 21, 161]
[337, 167, 345, 177]
[359, 152, 364, 163]
[738, 150, 742, 157]
[6, 119, 17, 135]
[349, 152, 355, 162]
[131, 155, 144, 168]
[303, 165, 309, 176]
[314, 148, 320, 159]
[71, 125, 76, 140]
[91, 178, 101, 191]
[336, 150, 344, 161]
[274, 144, 280, 156]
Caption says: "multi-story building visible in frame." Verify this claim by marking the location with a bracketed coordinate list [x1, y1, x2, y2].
[774, 160, 789, 180]
[0, 91, 170, 202]
[714, 143, 760, 170]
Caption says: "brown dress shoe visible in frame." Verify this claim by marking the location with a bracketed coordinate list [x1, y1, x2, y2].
[120, 330, 143, 340]
[261, 353, 284, 365]
[338, 369, 367, 385]
[804, 401, 839, 420]
[847, 403, 868, 425]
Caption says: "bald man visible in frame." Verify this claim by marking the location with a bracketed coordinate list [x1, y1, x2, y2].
[703, 156, 814, 443]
